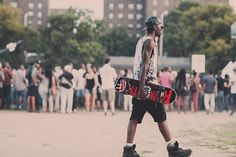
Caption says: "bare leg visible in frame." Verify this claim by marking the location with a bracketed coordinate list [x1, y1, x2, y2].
[84, 94, 90, 112]
[158, 120, 171, 142]
[27, 96, 31, 112]
[90, 94, 96, 112]
[31, 96, 36, 112]
[126, 120, 138, 143]
[183, 96, 187, 113]
[110, 102, 115, 114]
[103, 100, 108, 115]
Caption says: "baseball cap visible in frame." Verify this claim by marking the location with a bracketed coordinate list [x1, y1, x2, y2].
[35, 60, 42, 64]
[142, 16, 166, 30]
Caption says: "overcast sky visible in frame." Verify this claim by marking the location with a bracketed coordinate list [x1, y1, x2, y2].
[230, 0, 236, 12]
[49, 0, 104, 19]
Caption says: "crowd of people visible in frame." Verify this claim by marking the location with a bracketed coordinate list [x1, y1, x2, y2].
[157, 66, 236, 116]
[0, 60, 235, 116]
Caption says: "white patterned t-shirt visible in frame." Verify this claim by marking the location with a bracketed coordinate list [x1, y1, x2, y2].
[133, 36, 157, 83]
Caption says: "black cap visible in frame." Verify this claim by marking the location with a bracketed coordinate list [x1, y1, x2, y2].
[142, 16, 162, 30]
[35, 60, 42, 64]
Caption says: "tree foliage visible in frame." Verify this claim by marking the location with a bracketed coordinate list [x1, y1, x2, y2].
[100, 27, 138, 56]
[164, 1, 236, 72]
[39, 8, 105, 67]
[0, 4, 38, 67]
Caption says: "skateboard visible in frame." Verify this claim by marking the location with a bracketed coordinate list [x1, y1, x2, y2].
[114, 77, 177, 104]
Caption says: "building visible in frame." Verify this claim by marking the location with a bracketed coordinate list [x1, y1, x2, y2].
[104, 0, 145, 35]
[104, 0, 229, 35]
[5, 0, 49, 29]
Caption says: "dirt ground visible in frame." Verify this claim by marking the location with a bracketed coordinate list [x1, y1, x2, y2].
[0, 110, 235, 157]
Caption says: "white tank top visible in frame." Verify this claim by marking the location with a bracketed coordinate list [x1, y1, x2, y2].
[133, 36, 158, 83]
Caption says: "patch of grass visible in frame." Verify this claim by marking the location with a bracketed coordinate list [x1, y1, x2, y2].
[182, 122, 236, 156]
[216, 124, 236, 146]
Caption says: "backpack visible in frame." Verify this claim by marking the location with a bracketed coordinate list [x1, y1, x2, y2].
[190, 83, 197, 93]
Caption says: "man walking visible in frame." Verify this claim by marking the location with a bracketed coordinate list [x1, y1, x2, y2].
[121, 16, 192, 157]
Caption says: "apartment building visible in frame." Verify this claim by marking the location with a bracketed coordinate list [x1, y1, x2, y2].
[5, 0, 49, 29]
[104, 0, 229, 35]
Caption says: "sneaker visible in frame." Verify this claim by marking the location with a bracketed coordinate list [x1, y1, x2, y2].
[122, 144, 141, 157]
[167, 141, 192, 157]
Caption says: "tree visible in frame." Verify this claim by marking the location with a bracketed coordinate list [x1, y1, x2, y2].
[164, 1, 236, 72]
[39, 8, 105, 66]
[0, 4, 39, 67]
[164, 1, 200, 57]
[100, 27, 138, 56]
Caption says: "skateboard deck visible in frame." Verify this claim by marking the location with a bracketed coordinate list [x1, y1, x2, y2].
[114, 77, 177, 104]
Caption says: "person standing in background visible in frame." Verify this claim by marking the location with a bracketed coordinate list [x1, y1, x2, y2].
[13, 64, 27, 110]
[203, 70, 217, 115]
[0, 62, 5, 109]
[83, 64, 98, 112]
[59, 64, 74, 114]
[190, 70, 201, 113]
[230, 68, 236, 116]
[223, 74, 231, 112]
[160, 66, 174, 112]
[75, 64, 86, 109]
[53, 66, 63, 112]
[216, 70, 225, 112]
[123, 68, 133, 112]
[99, 58, 117, 116]
[2, 62, 12, 109]
[175, 69, 189, 113]
[27, 61, 41, 112]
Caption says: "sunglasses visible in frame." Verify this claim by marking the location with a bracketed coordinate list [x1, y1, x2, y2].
[158, 25, 166, 29]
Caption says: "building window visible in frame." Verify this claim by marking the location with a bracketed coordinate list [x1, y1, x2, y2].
[136, 14, 143, 20]
[153, 0, 157, 6]
[128, 14, 134, 20]
[28, 21, 33, 25]
[164, 0, 169, 6]
[28, 3, 34, 9]
[38, 3, 43, 9]
[152, 10, 157, 16]
[118, 13, 124, 19]
[128, 23, 134, 28]
[117, 23, 122, 27]
[38, 20, 42, 25]
[109, 3, 114, 10]
[10, 2, 18, 8]
[38, 12, 42, 18]
[109, 13, 114, 19]
[118, 3, 124, 9]
[136, 24, 142, 29]
[136, 4, 143, 10]
[128, 4, 134, 10]
[109, 23, 113, 28]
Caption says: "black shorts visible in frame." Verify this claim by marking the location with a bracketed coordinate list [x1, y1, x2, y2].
[130, 97, 166, 123]
[27, 85, 38, 97]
